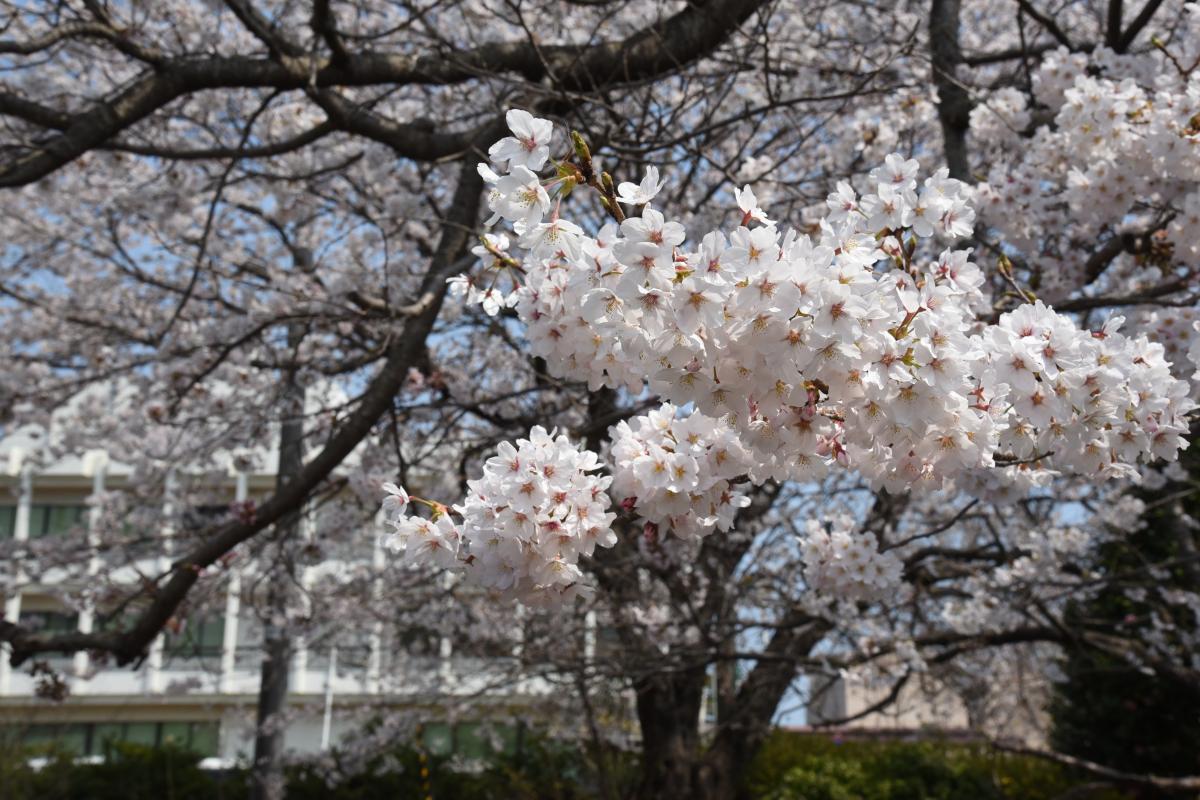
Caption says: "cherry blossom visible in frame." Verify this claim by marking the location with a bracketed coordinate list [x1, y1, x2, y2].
[382, 427, 616, 606]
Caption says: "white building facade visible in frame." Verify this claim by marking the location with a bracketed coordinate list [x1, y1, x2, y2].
[0, 434, 552, 763]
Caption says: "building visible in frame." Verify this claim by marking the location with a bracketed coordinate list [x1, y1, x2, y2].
[804, 662, 1050, 745]
[0, 425, 560, 764]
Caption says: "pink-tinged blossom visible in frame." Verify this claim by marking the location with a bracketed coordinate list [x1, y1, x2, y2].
[382, 427, 615, 606]
[616, 166, 666, 206]
[488, 109, 554, 171]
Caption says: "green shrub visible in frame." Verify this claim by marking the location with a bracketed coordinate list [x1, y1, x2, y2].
[0, 732, 632, 800]
[0, 742, 243, 800]
[0, 727, 1128, 800]
[747, 731, 1127, 800]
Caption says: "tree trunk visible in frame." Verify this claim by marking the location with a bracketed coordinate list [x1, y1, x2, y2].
[632, 620, 831, 800]
[929, 0, 972, 180]
[251, 611, 293, 800]
[634, 667, 711, 800]
[631, 666, 758, 800]
[250, 296, 309, 800]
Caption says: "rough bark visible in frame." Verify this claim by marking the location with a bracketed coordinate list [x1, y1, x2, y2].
[0, 135, 490, 667]
[633, 667, 709, 800]
[1, 0, 771, 666]
[250, 286, 307, 800]
[630, 618, 830, 800]
[0, 0, 769, 187]
[252, 615, 293, 800]
[929, 0, 972, 180]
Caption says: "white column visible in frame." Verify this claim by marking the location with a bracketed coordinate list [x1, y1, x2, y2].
[219, 571, 242, 694]
[292, 565, 311, 694]
[320, 647, 338, 750]
[1, 464, 33, 695]
[14, 463, 32, 543]
[584, 610, 597, 662]
[438, 636, 452, 686]
[291, 500, 315, 693]
[218, 472, 248, 694]
[366, 524, 385, 694]
[437, 570, 453, 687]
[74, 453, 107, 681]
[146, 469, 178, 694]
[511, 604, 526, 695]
[161, 468, 178, 558]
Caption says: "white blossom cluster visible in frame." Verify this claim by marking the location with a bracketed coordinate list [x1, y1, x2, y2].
[800, 514, 903, 603]
[381, 426, 616, 606]
[609, 403, 753, 541]
[393, 108, 1197, 605]
[469, 112, 1193, 497]
[981, 304, 1192, 480]
[976, 32, 1200, 295]
[1129, 307, 1200, 397]
[942, 524, 1100, 635]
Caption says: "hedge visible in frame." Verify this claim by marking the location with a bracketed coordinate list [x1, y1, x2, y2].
[0, 729, 1128, 799]
[747, 731, 1128, 800]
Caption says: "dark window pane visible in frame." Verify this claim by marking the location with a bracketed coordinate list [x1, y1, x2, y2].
[21, 610, 78, 635]
[24, 723, 87, 755]
[160, 721, 190, 748]
[200, 619, 225, 653]
[190, 722, 219, 757]
[28, 506, 47, 538]
[123, 722, 158, 747]
[494, 723, 519, 756]
[164, 617, 225, 658]
[399, 627, 440, 656]
[0, 506, 14, 539]
[29, 505, 87, 538]
[182, 505, 229, 533]
[93, 722, 124, 753]
[456, 723, 489, 759]
[422, 723, 453, 756]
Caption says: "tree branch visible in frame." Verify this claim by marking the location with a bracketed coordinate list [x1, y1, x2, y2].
[0, 129, 495, 667]
[0, 0, 769, 186]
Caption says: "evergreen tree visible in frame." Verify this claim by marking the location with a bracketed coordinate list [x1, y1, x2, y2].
[1050, 443, 1200, 784]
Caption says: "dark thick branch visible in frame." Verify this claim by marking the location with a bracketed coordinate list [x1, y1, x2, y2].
[1015, 0, 1075, 49]
[0, 20, 164, 63]
[306, 90, 467, 162]
[0, 0, 768, 186]
[107, 120, 337, 161]
[703, 616, 832, 786]
[1105, 0, 1124, 51]
[1052, 275, 1193, 313]
[312, 0, 351, 64]
[1117, 0, 1166, 52]
[993, 741, 1200, 790]
[0, 92, 72, 130]
[961, 43, 1055, 65]
[0, 135, 492, 668]
[929, 0, 972, 179]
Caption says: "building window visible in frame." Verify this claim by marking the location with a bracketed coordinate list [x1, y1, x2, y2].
[19, 609, 78, 636]
[163, 617, 226, 659]
[421, 722, 454, 756]
[0, 505, 14, 538]
[419, 721, 522, 759]
[2, 721, 220, 757]
[181, 504, 230, 533]
[28, 504, 88, 538]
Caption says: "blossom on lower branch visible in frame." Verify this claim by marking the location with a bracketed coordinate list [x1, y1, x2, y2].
[381, 427, 616, 606]
[460, 110, 1195, 495]
[609, 404, 753, 540]
[801, 515, 904, 603]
